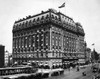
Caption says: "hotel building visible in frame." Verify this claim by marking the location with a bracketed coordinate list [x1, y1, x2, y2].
[12, 9, 85, 67]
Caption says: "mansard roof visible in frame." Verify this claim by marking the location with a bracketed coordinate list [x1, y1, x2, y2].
[76, 22, 85, 36]
[13, 8, 85, 36]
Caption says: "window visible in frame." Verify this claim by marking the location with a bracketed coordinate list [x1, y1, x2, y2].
[25, 21, 28, 27]
[52, 36, 54, 38]
[29, 20, 32, 26]
[51, 15, 54, 19]
[19, 23, 21, 28]
[41, 16, 44, 20]
[33, 19, 35, 22]
[46, 14, 49, 19]
[55, 16, 57, 20]
[52, 40, 54, 45]
[37, 17, 40, 21]
[56, 41, 58, 46]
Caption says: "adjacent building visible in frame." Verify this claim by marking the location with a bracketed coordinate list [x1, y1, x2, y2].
[12, 9, 85, 67]
[0, 45, 5, 68]
[5, 50, 9, 66]
[91, 49, 99, 63]
[85, 48, 91, 63]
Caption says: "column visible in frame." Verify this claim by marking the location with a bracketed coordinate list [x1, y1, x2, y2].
[50, 27, 52, 51]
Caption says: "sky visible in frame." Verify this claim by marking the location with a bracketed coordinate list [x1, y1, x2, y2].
[0, 0, 100, 53]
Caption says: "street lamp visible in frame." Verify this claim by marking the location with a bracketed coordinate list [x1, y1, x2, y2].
[91, 43, 95, 65]
[92, 43, 95, 51]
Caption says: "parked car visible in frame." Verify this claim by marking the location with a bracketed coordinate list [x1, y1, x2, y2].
[92, 67, 98, 73]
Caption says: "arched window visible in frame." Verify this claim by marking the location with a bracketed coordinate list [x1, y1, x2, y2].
[22, 22, 25, 28]
[16, 24, 18, 28]
[29, 20, 32, 26]
[41, 16, 44, 20]
[37, 17, 40, 21]
[46, 14, 49, 19]
[55, 16, 57, 20]
[25, 21, 28, 27]
[51, 15, 54, 19]
[19, 23, 21, 28]
[29, 20, 31, 23]
[33, 19, 35, 22]
[13, 25, 16, 29]
[17, 24, 20, 29]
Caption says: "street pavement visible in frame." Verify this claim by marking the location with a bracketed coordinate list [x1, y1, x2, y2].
[44, 65, 96, 79]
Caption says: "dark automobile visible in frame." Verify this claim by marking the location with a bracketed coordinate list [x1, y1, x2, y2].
[92, 67, 98, 73]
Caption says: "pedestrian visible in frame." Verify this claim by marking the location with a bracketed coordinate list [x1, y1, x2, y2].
[82, 71, 86, 76]
[77, 66, 79, 71]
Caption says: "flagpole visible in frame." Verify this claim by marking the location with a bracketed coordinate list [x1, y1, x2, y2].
[64, 0, 68, 15]
[58, 2, 66, 13]
[92, 43, 95, 51]
[65, 2, 66, 15]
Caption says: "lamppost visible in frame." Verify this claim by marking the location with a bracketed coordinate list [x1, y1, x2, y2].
[91, 43, 95, 65]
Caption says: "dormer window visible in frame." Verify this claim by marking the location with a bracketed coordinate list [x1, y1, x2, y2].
[13, 25, 16, 29]
[41, 16, 44, 20]
[55, 16, 57, 20]
[29, 20, 32, 26]
[29, 20, 31, 23]
[46, 14, 49, 19]
[25, 21, 28, 27]
[16, 24, 19, 29]
[22, 22, 24, 27]
[51, 15, 54, 19]
[33, 19, 35, 22]
[37, 17, 40, 21]
[19, 23, 21, 27]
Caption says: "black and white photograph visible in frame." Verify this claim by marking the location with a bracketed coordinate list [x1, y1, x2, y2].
[0, 0, 100, 79]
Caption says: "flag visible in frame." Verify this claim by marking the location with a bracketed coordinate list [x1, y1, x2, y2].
[58, 2, 65, 8]
[92, 43, 95, 45]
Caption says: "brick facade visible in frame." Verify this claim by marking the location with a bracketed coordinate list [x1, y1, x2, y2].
[0, 45, 5, 68]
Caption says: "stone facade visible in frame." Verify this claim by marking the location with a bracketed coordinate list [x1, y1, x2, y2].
[12, 9, 85, 67]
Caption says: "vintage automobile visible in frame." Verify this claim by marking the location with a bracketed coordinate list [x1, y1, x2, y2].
[92, 67, 98, 73]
